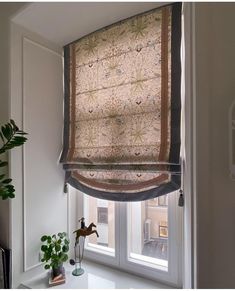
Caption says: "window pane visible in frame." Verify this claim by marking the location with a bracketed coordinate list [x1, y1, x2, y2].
[84, 195, 115, 255]
[128, 196, 168, 270]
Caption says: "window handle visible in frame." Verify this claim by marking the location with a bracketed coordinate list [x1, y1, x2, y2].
[178, 189, 184, 207]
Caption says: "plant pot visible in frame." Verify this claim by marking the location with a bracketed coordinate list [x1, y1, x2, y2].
[52, 264, 63, 278]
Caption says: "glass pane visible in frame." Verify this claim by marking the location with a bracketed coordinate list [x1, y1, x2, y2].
[84, 195, 115, 255]
[128, 196, 168, 270]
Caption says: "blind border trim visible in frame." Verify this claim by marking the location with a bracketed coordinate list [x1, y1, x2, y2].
[65, 171, 181, 201]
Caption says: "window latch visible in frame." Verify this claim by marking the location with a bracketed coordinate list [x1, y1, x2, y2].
[64, 182, 68, 194]
[178, 189, 184, 207]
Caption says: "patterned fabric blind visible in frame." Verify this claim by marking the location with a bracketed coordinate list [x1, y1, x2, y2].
[60, 3, 182, 201]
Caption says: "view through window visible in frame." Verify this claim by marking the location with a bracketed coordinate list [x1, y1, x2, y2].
[128, 197, 168, 269]
[84, 196, 115, 255]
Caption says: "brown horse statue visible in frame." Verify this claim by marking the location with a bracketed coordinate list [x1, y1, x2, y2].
[73, 222, 99, 244]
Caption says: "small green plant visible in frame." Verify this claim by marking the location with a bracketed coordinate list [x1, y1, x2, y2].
[0, 119, 27, 199]
[40, 232, 70, 271]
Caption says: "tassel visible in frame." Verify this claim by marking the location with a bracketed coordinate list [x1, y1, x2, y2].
[178, 189, 184, 207]
[64, 182, 68, 194]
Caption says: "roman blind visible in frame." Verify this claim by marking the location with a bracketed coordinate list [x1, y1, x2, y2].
[60, 3, 182, 201]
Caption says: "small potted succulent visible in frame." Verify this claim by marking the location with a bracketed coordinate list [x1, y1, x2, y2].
[40, 232, 70, 277]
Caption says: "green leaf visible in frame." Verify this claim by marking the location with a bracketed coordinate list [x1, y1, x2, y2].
[2, 124, 12, 140]
[62, 245, 69, 253]
[8, 192, 15, 199]
[64, 239, 70, 245]
[0, 190, 7, 199]
[62, 254, 68, 262]
[5, 184, 15, 191]
[0, 131, 5, 143]
[41, 235, 48, 242]
[10, 119, 16, 126]
[44, 252, 51, 261]
[2, 178, 12, 184]
[51, 254, 58, 260]
[45, 264, 50, 270]
[55, 244, 61, 252]
[9, 119, 19, 131]
[48, 245, 53, 252]
[41, 245, 48, 252]
[13, 136, 27, 142]
[0, 161, 8, 167]
[0, 182, 15, 199]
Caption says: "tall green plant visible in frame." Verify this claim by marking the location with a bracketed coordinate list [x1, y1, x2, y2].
[0, 119, 27, 199]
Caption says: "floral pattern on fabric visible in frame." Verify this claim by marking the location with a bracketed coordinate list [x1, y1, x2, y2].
[63, 6, 175, 190]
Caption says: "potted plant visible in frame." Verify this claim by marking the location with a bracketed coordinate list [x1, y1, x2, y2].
[0, 119, 27, 199]
[40, 232, 70, 277]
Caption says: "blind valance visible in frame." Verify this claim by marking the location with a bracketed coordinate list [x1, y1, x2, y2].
[60, 3, 182, 201]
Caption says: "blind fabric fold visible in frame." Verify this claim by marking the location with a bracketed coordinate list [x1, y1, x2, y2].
[60, 3, 182, 201]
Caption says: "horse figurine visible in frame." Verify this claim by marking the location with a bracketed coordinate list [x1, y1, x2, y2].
[70, 219, 99, 276]
[73, 222, 99, 244]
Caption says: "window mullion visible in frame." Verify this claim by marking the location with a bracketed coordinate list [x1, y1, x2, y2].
[115, 201, 121, 266]
[119, 202, 127, 267]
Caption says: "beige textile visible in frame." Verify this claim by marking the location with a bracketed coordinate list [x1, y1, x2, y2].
[64, 6, 173, 191]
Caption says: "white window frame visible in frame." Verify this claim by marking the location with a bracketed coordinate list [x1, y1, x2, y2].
[181, 2, 197, 289]
[120, 193, 182, 287]
[75, 191, 182, 288]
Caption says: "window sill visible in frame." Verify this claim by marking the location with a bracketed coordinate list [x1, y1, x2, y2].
[85, 243, 115, 257]
[19, 259, 173, 289]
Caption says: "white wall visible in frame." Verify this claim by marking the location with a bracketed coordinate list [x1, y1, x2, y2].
[194, 3, 235, 288]
[10, 23, 71, 287]
[0, 3, 26, 249]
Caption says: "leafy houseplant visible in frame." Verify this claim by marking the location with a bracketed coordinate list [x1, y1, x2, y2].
[40, 232, 70, 277]
[0, 120, 27, 199]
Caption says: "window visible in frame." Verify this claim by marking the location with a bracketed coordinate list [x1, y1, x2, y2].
[84, 196, 115, 256]
[128, 198, 168, 268]
[75, 189, 182, 286]
[62, 2, 182, 287]
[125, 191, 182, 286]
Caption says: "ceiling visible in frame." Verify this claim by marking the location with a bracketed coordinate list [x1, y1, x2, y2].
[12, 2, 167, 47]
